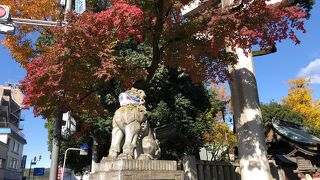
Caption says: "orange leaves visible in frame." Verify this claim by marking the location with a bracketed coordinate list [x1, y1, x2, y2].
[1, 35, 34, 66]
[0, 0, 59, 65]
[2, 0, 59, 18]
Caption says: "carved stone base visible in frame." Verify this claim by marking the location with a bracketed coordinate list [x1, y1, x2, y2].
[90, 159, 184, 180]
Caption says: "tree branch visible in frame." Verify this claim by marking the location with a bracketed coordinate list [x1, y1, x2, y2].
[145, 0, 166, 83]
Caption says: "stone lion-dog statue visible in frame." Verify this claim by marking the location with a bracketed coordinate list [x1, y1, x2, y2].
[107, 88, 161, 160]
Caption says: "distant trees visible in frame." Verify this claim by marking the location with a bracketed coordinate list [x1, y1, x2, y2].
[260, 77, 320, 135]
[260, 101, 304, 125]
[202, 84, 236, 161]
[203, 122, 237, 161]
[282, 78, 320, 132]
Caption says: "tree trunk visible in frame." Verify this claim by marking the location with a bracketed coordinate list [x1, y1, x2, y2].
[228, 47, 272, 180]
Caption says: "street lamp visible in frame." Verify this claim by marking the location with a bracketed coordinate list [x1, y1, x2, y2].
[61, 145, 88, 180]
[28, 155, 41, 180]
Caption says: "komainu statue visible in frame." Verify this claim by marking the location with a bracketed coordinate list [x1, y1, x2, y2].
[107, 88, 161, 160]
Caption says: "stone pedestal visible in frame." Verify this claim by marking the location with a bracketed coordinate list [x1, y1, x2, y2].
[90, 159, 184, 180]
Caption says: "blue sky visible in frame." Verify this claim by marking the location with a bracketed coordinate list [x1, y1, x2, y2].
[255, 3, 320, 102]
[0, 2, 320, 168]
[0, 46, 51, 168]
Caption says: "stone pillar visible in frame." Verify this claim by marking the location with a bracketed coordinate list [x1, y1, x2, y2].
[228, 47, 272, 180]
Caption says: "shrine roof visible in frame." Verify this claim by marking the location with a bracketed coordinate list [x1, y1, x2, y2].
[272, 119, 320, 146]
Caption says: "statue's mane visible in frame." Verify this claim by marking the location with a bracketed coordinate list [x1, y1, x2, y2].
[125, 88, 146, 100]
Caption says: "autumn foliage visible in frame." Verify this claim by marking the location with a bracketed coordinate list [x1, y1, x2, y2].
[282, 78, 320, 129]
[203, 0, 308, 54]
[0, 0, 59, 66]
[16, 0, 312, 119]
[20, 2, 144, 118]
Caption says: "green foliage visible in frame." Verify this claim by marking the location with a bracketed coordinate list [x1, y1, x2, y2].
[205, 88, 228, 122]
[46, 114, 113, 174]
[45, 120, 54, 152]
[260, 101, 304, 125]
[60, 131, 93, 174]
[117, 42, 153, 67]
[87, 0, 112, 12]
[146, 68, 211, 159]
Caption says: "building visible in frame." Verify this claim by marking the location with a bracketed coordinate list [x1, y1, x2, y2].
[266, 119, 320, 180]
[0, 85, 27, 180]
[0, 141, 8, 179]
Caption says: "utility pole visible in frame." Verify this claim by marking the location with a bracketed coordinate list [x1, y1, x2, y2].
[66, 0, 72, 14]
[0, 2, 68, 180]
[49, 109, 63, 180]
[49, 1, 72, 178]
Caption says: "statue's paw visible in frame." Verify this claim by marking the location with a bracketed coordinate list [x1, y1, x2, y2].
[106, 151, 118, 160]
[137, 154, 152, 160]
[106, 155, 116, 160]
[118, 153, 133, 160]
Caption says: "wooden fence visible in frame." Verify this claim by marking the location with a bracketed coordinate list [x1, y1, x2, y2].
[195, 160, 241, 180]
[183, 157, 280, 180]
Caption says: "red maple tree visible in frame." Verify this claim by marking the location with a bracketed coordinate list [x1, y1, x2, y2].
[20, 1, 144, 118]
[20, 0, 311, 118]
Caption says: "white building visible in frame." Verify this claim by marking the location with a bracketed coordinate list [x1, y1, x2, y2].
[0, 85, 27, 180]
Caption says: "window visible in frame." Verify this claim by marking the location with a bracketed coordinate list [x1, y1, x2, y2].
[9, 157, 14, 169]
[11, 140, 20, 153]
[13, 142, 19, 153]
[0, 158, 5, 168]
[16, 143, 20, 153]
[9, 157, 18, 169]
[12, 141, 15, 151]
[13, 159, 18, 169]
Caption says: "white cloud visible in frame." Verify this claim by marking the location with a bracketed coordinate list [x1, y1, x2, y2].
[298, 59, 320, 84]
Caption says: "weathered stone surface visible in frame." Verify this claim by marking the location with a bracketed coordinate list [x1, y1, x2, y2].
[90, 159, 184, 180]
[107, 88, 160, 160]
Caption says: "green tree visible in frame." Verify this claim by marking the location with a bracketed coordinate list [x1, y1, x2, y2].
[146, 67, 212, 159]
[260, 101, 304, 125]
[46, 114, 113, 174]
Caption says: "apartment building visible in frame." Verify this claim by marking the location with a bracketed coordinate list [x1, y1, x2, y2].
[0, 85, 27, 180]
